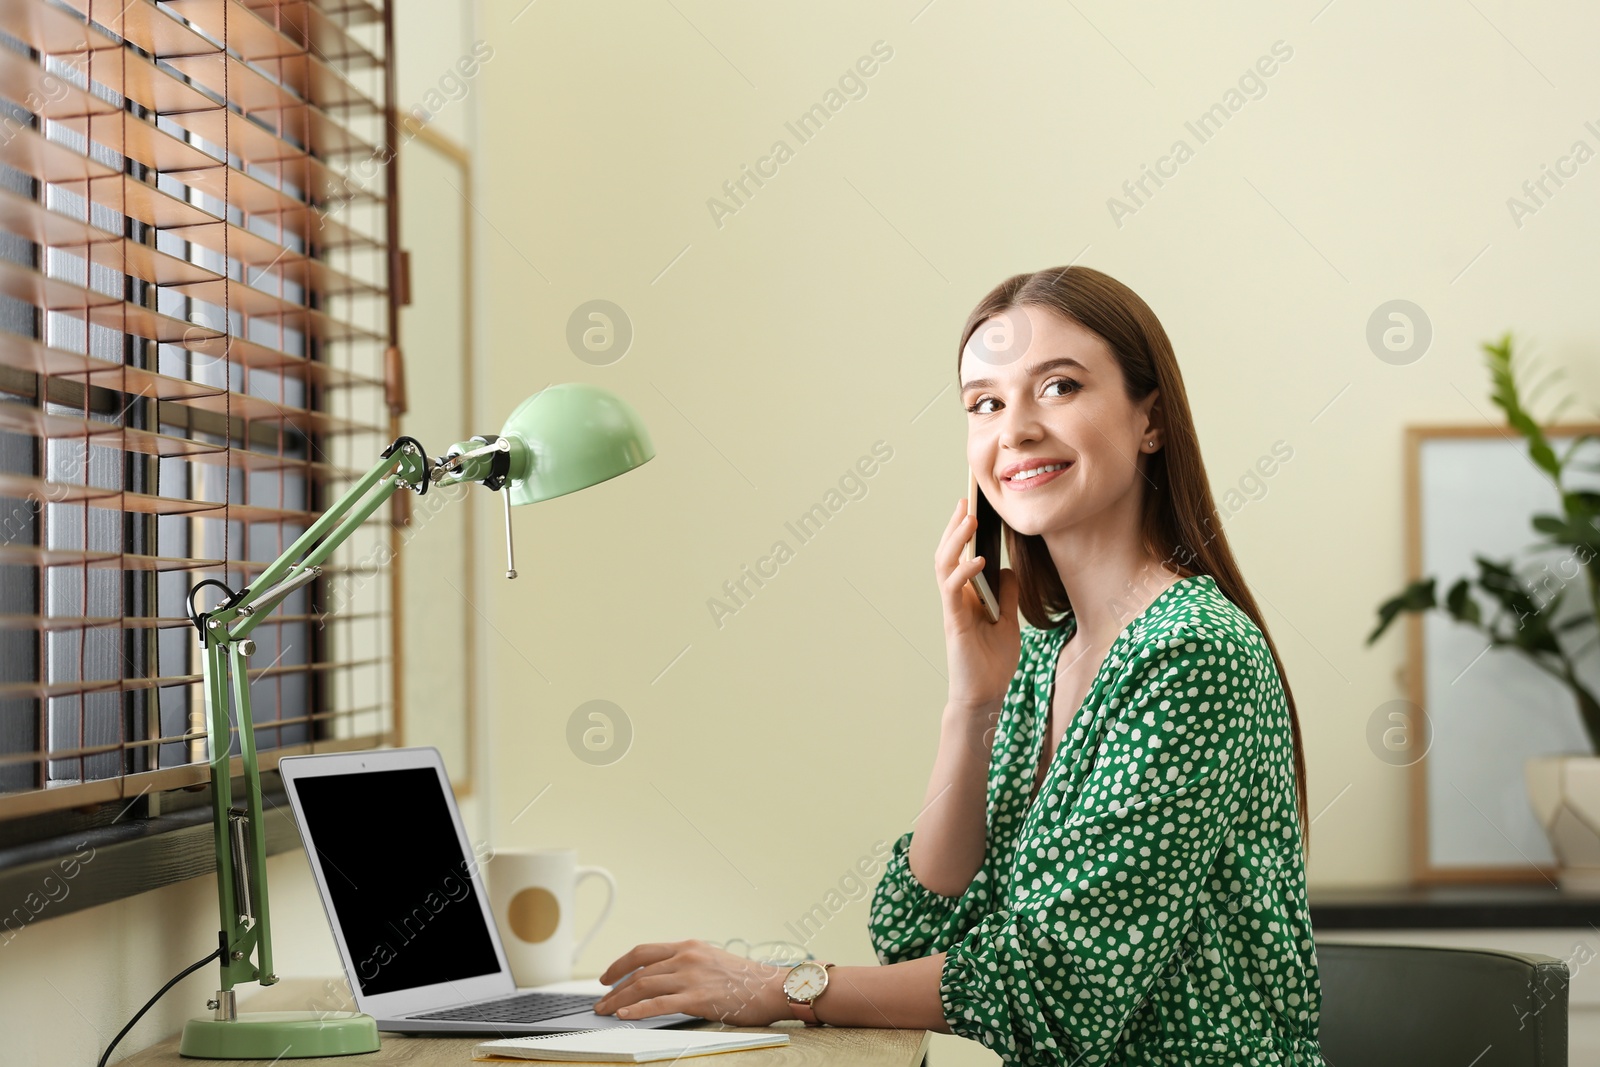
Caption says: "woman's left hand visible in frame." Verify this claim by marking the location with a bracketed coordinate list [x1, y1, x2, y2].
[593, 940, 793, 1025]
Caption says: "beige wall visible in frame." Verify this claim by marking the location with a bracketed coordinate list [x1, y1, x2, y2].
[468, 1, 1599, 1061]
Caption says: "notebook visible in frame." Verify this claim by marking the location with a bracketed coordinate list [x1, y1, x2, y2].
[472, 1028, 790, 1062]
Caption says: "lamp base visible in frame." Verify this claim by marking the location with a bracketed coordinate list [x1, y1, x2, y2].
[179, 1011, 380, 1058]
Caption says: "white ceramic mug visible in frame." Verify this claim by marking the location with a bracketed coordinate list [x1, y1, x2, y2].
[486, 848, 616, 986]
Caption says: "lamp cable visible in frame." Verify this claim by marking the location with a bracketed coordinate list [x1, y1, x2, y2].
[186, 578, 242, 637]
[96, 936, 225, 1067]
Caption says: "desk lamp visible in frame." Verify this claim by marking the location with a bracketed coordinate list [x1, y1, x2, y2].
[176, 383, 654, 1057]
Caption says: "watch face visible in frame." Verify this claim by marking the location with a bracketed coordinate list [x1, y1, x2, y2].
[783, 961, 828, 1002]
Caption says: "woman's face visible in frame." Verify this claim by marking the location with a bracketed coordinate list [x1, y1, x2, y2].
[959, 305, 1159, 539]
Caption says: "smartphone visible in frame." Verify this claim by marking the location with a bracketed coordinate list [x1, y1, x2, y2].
[966, 470, 1003, 624]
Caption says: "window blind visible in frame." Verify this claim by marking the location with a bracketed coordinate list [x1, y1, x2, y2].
[0, 0, 397, 818]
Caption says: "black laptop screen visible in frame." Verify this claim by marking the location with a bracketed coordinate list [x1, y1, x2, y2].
[292, 765, 502, 996]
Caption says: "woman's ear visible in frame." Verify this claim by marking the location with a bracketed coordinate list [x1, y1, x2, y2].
[1140, 388, 1164, 449]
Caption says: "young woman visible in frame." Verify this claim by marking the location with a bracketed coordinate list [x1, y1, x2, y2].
[593, 266, 1323, 1066]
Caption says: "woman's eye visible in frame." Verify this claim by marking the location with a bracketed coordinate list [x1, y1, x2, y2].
[1044, 377, 1082, 397]
[966, 397, 999, 415]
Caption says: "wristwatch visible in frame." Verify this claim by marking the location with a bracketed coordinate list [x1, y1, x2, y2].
[782, 960, 834, 1026]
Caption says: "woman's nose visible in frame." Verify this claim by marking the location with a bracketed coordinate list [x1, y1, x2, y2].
[996, 401, 1045, 448]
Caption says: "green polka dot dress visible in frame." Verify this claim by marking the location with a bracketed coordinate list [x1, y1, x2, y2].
[867, 574, 1323, 1066]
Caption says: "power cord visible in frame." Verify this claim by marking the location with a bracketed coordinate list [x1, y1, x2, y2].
[186, 578, 242, 637]
[97, 936, 224, 1067]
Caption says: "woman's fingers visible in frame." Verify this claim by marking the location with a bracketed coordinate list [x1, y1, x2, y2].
[595, 973, 683, 1015]
[935, 507, 976, 580]
[594, 941, 794, 1025]
[937, 497, 968, 548]
[946, 553, 984, 590]
[597, 941, 682, 985]
[599, 957, 676, 999]
[941, 553, 987, 605]
[614, 995, 691, 1020]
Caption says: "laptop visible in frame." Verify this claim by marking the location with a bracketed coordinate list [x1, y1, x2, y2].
[278, 746, 697, 1034]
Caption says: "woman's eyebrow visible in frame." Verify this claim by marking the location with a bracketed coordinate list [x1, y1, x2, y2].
[961, 357, 1092, 392]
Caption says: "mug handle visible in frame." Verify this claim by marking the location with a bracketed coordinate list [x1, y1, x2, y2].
[572, 865, 617, 964]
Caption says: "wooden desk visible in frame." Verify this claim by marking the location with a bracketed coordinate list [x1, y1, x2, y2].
[122, 978, 931, 1067]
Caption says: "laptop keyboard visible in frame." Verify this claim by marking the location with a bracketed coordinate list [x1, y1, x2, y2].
[410, 991, 601, 1024]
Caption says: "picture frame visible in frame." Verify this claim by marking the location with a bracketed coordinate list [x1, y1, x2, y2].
[1405, 422, 1600, 884]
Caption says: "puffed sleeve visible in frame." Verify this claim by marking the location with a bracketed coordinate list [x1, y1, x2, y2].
[867, 827, 984, 965]
[937, 628, 1263, 1066]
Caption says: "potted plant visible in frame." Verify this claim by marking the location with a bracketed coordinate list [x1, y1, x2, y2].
[1366, 332, 1600, 889]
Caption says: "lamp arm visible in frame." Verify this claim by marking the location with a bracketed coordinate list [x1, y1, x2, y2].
[191, 439, 432, 998]
[204, 441, 431, 639]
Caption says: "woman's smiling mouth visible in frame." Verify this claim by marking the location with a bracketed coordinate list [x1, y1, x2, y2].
[1001, 459, 1073, 490]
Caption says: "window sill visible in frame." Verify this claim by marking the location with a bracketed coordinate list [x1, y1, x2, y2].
[0, 790, 302, 938]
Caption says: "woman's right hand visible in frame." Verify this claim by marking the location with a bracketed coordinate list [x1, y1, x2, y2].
[935, 497, 1022, 715]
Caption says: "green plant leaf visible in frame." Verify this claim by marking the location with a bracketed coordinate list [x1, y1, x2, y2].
[1367, 577, 1437, 645]
[1531, 514, 1568, 536]
[1557, 432, 1598, 469]
[1474, 555, 1536, 614]
[1532, 508, 1600, 552]
[1484, 333, 1562, 480]
[1445, 577, 1481, 626]
[1563, 492, 1600, 550]
[1474, 556, 1563, 656]
[1474, 555, 1517, 583]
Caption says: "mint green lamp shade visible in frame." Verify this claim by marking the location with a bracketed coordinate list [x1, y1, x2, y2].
[500, 383, 656, 505]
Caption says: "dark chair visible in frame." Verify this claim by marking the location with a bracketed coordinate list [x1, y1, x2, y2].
[1317, 940, 1569, 1067]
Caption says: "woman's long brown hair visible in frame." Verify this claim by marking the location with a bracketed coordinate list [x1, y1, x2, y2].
[958, 265, 1311, 853]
